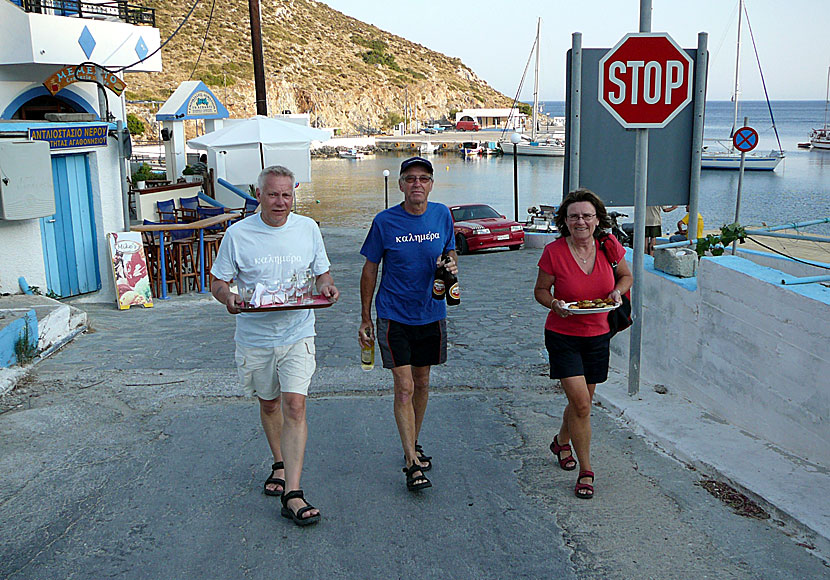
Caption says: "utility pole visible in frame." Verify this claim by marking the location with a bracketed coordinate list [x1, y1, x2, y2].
[248, 0, 267, 116]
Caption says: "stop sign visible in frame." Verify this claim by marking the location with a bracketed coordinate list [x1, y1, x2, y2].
[598, 33, 694, 129]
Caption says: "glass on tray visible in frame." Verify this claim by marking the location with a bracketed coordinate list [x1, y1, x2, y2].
[238, 284, 254, 307]
[301, 268, 314, 304]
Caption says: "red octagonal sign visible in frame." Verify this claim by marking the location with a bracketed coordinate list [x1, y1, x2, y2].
[598, 33, 694, 129]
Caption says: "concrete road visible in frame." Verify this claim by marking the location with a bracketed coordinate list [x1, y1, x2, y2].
[1, 228, 826, 579]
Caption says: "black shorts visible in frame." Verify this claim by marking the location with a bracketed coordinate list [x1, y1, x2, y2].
[645, 225, 662, 239]
[377, 318, 447, 369]
[544, 329, 611, 385]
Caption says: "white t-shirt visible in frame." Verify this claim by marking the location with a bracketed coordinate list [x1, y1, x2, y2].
[211, 212, 331, 347]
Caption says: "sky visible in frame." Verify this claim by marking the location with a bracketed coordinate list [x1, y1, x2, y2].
[318, 0, 830, 102]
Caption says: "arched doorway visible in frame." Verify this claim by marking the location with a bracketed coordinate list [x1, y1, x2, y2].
[13, 95, 82, 120]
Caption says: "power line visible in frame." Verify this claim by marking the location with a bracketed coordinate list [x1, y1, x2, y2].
[111, 0, 202, 74]
[188, 0, 217, 81]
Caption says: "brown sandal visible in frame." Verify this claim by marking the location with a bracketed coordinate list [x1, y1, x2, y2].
[550, 435, 577, 471]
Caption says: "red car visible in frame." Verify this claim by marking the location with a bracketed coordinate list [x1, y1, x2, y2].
[450, 204, 524, 254]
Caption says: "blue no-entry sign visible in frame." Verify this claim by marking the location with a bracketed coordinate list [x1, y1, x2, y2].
[733, 126, 759, 152]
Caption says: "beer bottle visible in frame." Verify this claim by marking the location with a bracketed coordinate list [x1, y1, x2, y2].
[432, 258, 447, 300]
[444, 254, 460, 306]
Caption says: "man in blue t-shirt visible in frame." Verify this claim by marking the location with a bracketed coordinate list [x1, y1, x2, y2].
[359, 156, 458, 492]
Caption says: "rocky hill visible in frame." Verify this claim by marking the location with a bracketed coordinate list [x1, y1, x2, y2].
[126, 0, 513, 136]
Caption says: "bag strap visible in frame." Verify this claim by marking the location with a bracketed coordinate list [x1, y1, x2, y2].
[598, 235, 618, 270]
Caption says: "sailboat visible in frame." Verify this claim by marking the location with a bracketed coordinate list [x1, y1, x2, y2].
[701, 0, 784, 171]
[808, 67, 830, 150]
[499, 18, 564, 158]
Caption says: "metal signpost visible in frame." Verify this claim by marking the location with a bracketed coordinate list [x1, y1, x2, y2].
[595, 4, 695, 395]
[732, 119, 756, 254]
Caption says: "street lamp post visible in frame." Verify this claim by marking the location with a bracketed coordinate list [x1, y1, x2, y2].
[383, 169, 390, 209]
[510, 132, 522, 221]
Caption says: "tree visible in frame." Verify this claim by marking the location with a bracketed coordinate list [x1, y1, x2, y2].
[127, 113, 145, 136]
[383, 111, 404, 129]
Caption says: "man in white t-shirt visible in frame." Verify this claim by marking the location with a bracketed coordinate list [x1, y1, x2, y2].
[210, 165, 338, 527]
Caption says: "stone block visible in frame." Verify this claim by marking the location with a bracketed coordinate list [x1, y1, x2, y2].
[653, 247, 697, 277]
[524, 232, 559, 249]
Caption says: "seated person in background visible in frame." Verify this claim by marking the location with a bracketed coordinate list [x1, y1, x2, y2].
[669, 206, 704, 243]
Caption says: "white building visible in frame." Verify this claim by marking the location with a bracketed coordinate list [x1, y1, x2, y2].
[0, 0, 161, 301]
[455, 108, 524, 130]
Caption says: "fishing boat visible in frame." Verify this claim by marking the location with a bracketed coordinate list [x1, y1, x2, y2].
[701, 0, 784, 171]
[808, 67, 830, 150]
[338, 148, 364, 159]
[460, 141, 482, 156]
[498, 18, 564, 158]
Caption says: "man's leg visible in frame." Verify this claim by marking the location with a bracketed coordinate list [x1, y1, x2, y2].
[280, 392, 319, 518]
[411, 365, 431, 442]
[392, 366, 420, 465]
[258, 396, 284, 494]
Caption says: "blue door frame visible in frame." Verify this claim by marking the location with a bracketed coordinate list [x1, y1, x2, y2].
[40, 154, 101, 297]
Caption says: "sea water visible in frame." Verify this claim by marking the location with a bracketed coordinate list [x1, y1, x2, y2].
[295, 101, 830, 236]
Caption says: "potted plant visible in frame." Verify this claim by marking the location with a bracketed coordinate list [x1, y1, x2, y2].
[182, 165, 199, 183]
[131, 163, 152, 189]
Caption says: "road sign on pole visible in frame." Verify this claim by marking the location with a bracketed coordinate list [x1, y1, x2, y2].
[733, 126, 759, 152]
[598, 33, 694, 129]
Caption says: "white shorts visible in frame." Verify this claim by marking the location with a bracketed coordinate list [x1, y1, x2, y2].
[234, 337, 316, 399]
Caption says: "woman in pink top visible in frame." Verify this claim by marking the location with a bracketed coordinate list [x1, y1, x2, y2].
[534, 189, 633, 499]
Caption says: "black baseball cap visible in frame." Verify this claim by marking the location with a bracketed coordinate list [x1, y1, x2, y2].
[399, 156, 433, 175]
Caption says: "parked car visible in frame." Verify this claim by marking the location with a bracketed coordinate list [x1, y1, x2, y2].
[450, 203, 524, 254]
[455, 120, 480, 132]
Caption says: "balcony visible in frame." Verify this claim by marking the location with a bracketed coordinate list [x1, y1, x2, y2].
[12, 0, 155, 27]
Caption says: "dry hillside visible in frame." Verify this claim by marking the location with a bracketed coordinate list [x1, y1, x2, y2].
[126, 0, 513, 135]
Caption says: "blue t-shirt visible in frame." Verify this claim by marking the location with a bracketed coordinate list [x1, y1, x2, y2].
[360, 202, 455, 325]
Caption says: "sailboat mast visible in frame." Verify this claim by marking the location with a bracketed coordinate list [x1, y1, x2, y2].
[731, 0, 743, 148]
[824, 66, 829, 131]
[531, 17, 540, 142]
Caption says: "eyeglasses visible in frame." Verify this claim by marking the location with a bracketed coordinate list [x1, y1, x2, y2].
[402, 175, 433, 184]
[566, 213, 596, 222]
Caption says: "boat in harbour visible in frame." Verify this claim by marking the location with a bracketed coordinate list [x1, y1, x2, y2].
[338, 148, 364, 159]
[498, 18, 564, 158]
[808, 67, 830, 150]
[701, 0, 784, 171]
[419, 141, 439, 155]
[461, 141, 482, 156]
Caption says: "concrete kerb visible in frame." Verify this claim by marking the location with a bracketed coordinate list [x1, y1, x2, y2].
[0, 294, 87, 395]
[597, 366, 830, 560]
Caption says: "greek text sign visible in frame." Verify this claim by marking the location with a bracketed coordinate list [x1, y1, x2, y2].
[28, 124, 108, 150]
[43, 64, 126, 96]
[186, 91, 218, 116]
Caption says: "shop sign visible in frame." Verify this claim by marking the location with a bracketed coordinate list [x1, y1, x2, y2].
[28, 124, 109, 150]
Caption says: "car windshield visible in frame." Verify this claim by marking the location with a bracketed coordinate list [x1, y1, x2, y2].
[452, 205, 501, 221]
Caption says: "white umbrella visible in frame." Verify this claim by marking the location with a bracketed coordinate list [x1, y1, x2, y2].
[187, 116, 330, 184]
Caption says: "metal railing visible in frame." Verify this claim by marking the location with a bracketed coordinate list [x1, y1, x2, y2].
[17, 0, 155, 26]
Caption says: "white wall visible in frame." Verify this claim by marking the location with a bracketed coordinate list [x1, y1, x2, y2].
[0, 218, 47, 294]
[611, 254, 830, 467]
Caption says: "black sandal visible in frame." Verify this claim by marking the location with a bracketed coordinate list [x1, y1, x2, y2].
[403, 442, 432, 471]
[280, 489, 321, 526]
[403, 463, 432, 492]
[263, 461, 285, 496]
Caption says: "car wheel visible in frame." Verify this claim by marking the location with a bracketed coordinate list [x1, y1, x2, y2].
[456, 233, 469, 255]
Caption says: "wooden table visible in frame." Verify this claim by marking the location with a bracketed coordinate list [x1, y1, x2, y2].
[131, 213, 240, 299]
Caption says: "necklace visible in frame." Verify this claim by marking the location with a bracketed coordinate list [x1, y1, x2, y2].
[568, 239, 595, 264]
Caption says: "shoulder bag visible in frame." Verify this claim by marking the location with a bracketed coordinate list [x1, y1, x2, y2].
[599, 236, 632, 336]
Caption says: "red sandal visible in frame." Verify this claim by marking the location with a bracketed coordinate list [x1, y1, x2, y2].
[550, 435, 577, 471]
[575, 470, 594, 499]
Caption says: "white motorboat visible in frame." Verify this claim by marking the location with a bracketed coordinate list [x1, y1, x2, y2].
[460, 141, 481, 156]
[808, 67, 830, 150]
[701, 0, 784, 171]
[419, 141, 439, 155]
[338, 148, 364, 159]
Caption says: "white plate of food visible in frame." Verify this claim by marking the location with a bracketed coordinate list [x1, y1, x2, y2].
[564, 299, 620, 314]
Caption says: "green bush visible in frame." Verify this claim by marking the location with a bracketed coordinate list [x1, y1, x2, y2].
[131, 162, 152, 183]
[383, 111, 404, 129]
[127, 113, 145, 136]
